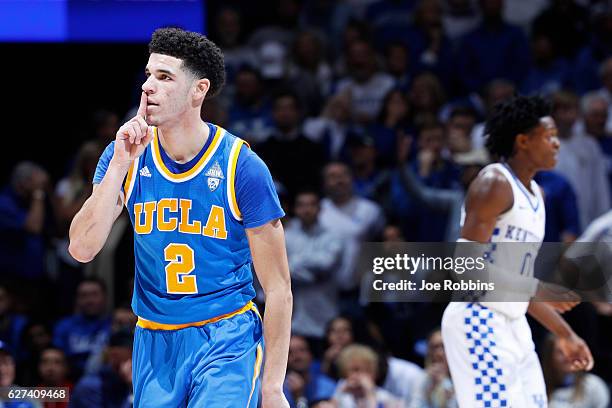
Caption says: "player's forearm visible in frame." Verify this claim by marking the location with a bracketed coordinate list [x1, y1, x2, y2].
[68, 159, 128, 262]
[527, 301, 573, 338]
[261, 285, 292, 393]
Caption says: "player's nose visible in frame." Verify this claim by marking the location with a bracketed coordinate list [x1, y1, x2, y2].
[142, 77, 155, 94]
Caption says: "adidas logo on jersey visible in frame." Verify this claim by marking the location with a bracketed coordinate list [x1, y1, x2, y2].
[139, 166, 152, 177]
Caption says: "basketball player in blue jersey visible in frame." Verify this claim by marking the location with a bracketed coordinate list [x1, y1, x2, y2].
[68, 28, 292, 407]
[441, 96, 593, 408]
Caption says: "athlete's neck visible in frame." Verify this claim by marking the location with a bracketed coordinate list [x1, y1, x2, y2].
[505, 157, 537, 192]
[157, 117, 210, 164]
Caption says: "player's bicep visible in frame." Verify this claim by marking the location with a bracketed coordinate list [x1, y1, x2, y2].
[461, 170, 513, 242]
[246, 219, 290, 292]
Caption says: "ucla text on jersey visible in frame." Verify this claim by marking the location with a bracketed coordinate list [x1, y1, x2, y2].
[123, 124, 255, 325]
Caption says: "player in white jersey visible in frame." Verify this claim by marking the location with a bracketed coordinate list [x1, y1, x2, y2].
[441, 95, 594, 408]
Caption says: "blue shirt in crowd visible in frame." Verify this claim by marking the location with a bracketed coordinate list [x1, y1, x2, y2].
[534, 171, 580, 241]
[53, 314, 111, 376]
[0, 188, 45, 279]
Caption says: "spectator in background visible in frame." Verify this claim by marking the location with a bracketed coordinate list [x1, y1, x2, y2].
[38, 347, 72, 408]
[212, 6, 256, 85]
[319, 163, 385, 311]
[287, 30, 333, 116]
[441, 0, 480, 44]
[333, 344, 404, 408]
[405, 0, 454, 88]
[349, 132, 390, 202]
[284, 335, 337, 408]
[553, 91, 610, 229]
[534, 170, 581, 242]
[596, 57, 612, 133]
[370, 88, 413, 165]
[0, 287, 27, 364]
[19, 321, 53, 386]
[532, 0, 589, 59]
[110, 306, 136, 334]
[53, 278, 111, 379]
[335, 40, 395, 124]
[54, 142, 102, 315]
[408, 73, 446, 127]
[572, 10, 612, 94]
[393, 132, 480, 242]
[333, 20, 373, 77]
[298, 0, 353, 55]
[0, 341, 40, 408]
[0, 162, 52, 285]
[89, 110, 119, 151]
[456, 0, 529, 95]
[285, 191, 343, 355]
[446, 106, 477, 156]
[469, 79, 516, 149]
[541, 335, 610, 408]
[522, 32, 571, 96]
[384, 43, 411, 92]
[256, 91, 326, 197]
[69, 330, 133, 408]
[321, 317, 355, 380]
[227, 65, 274, 144]
[409, 329, 457, 408]
[393, 122, 461, 242]
[303, 91, 353, 161]
[580, 91, 612, 202]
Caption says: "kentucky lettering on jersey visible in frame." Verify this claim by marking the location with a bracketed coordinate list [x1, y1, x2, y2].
[93, 123, 284, 325]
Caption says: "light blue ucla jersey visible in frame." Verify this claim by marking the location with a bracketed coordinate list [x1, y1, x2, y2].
[94, 123, 284, 325]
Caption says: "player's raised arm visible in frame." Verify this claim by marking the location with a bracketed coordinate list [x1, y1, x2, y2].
[246, 219, 292, 408]
[68, 92, 152, 262]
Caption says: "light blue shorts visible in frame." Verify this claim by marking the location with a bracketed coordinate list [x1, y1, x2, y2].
[132, 305, 263, 407]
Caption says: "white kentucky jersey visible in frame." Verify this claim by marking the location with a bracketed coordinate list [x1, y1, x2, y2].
[466, 162, 546, 318]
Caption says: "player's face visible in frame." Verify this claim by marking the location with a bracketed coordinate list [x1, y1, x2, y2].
[142, 53, 195, 126]
[525, 116, 559, 170]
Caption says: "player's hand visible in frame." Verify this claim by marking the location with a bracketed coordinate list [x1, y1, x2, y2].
[261, 388, 290, 408]
[535, 282, 580, 313]
[113, 92, 154, 168]
[557, 333, 594, 371]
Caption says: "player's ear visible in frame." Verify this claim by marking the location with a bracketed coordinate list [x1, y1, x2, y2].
[515, 133, 529, 151]
[194, 78, 210, 101]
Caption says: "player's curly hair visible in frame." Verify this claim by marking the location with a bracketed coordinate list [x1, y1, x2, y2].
[149, 27, 226, 98]
[484, 95, 551, 160]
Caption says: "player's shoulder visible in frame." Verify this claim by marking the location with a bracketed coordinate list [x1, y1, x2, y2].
[470, 163, 512, 195]
[465, 163, 513, 211]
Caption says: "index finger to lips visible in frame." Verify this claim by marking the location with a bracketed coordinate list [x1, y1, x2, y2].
[137, 91, 148, 119]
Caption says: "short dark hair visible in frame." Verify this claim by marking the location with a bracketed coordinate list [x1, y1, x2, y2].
[149, 27, 226, 98]
[484, 95, 551, 160]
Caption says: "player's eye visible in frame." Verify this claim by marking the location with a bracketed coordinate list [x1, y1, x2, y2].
[161, 75, 171, 81]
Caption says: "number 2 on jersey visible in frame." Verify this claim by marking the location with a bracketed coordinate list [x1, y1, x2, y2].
[164, 243, 198, 294]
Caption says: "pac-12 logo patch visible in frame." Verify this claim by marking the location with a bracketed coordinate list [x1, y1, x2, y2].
[205, 161, 224, 192]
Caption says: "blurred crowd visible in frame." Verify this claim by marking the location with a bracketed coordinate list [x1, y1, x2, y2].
[2, 0, 612, 406]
